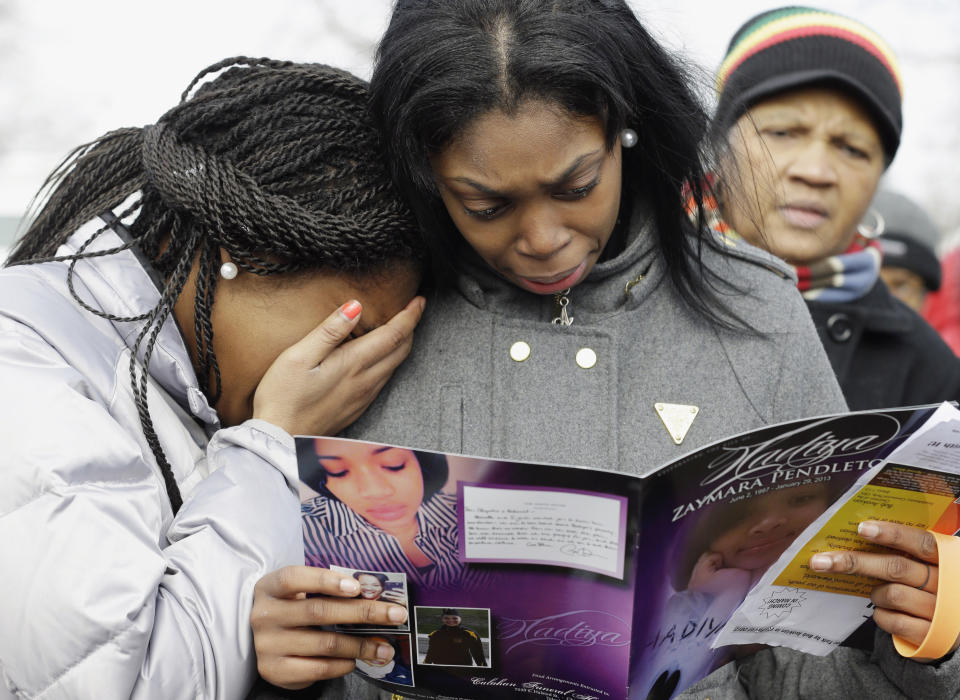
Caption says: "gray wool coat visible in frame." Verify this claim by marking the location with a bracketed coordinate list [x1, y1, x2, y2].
[343, 217, 845, 473]
[284, 213, 958, 700]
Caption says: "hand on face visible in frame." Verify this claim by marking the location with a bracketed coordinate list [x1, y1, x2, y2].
[251, 566, 408, 689]
[252, 295, 425, 437]
[176, 254, 423, 432]
[809, 521, 959, 657]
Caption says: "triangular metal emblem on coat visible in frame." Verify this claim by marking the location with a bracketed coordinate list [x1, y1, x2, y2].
[654, 403, 699, 445]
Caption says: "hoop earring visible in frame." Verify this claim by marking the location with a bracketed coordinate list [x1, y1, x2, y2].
[856, 208, 885, 239]
[620, 128, 638, 149]
[219, 262, 238, 280]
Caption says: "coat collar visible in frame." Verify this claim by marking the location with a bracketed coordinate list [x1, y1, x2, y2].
[806, 279, 914, 335]
[60, 216, 219, 428]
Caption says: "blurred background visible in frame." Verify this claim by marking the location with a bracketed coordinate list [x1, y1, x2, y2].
[1, 0, 958, 258]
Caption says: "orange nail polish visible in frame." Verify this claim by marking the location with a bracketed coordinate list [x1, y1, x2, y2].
[340, 300, 362, 320]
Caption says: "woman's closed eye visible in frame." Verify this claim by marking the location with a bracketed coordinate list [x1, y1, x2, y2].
[324, 467, 348, 478]
[463, 201, 508, 220]
[461, 177, 599, 219]
[382, 463, 406, 472]
[553, 176, 600, 201]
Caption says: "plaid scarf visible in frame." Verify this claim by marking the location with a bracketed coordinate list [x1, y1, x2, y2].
[792, 237, 882, 302]
[691, 186, 882, 303]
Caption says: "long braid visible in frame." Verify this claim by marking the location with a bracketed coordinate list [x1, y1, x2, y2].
[7, 57, 426, 515]
[129, 229, 201, 513]
[193, 239, 221, 402]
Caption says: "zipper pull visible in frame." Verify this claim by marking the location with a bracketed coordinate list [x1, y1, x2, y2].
[552, 288, 574, 326]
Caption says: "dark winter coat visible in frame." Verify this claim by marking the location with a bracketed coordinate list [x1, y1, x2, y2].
[423, 625, 487, 667]
[806, 279, 960, 411]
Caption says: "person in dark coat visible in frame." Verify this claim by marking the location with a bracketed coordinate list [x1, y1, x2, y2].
[804, 275, 959, 410]
[422, 609, 487, 667]
[711, 5, 960, 411]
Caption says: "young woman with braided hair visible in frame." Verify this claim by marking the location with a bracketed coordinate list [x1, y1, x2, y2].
[0, 58, 424, 698]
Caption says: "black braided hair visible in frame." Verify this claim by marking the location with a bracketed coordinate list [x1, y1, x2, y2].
[7, 57, 426, 514]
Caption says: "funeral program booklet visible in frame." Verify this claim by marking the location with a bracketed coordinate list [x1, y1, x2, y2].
[294, 404, 950, 700]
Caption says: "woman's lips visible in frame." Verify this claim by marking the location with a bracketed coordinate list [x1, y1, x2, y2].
[516, 260, 587, 294]
[780, 204, 828, 229]
[365, 504, 409, 521]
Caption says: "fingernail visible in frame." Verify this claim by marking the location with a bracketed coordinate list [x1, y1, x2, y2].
[339, 300, 362, 321]
[377, 644, 394, 661]
[810, 554, 832, 571]
[388, 606, 407, 623]
[858, 522, 881, 539]
[418, 297, 426, 312]
[339, 578, 359, 594]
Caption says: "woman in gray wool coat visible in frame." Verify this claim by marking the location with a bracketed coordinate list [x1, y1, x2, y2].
[248, 3, 960, 700]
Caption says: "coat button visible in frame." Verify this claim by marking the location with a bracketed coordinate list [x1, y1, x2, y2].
[509, 341, 531, 362]
[826, 313, 853, 343]
[576, 347, 597, 369]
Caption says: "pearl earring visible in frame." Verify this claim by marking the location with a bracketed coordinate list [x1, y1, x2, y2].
[219, 261, 238, 280]
[620, 128, 638, 149]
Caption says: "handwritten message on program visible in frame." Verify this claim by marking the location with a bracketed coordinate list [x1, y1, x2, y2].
[458, 484, 627, 578]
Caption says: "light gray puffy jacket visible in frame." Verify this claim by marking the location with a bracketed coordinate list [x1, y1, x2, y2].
[0, 220, 304, 699]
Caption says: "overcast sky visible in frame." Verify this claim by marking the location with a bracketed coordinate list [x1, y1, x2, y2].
[2, 0, 958, 238]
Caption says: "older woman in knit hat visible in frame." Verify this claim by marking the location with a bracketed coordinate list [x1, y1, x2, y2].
[712, 5, 960, 412]
[688, 7, 960, 699]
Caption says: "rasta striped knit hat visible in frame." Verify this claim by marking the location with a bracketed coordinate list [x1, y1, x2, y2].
[714, 6, 903, 161]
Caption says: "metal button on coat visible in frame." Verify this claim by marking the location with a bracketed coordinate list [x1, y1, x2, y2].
[826, 313, 853, 343]
[576, 347, 597, 369]
[509, 341, 531, 362]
